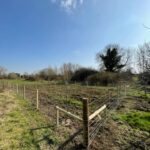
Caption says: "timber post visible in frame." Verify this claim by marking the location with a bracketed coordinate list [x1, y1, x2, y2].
[36, 89, 39, 109]
[82, 98, 89, 150]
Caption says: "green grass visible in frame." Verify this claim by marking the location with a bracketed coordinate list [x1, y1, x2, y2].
[112, 111, 150, 132]
[2, 79, 47, 85]
[46, 93, 83, 108]
[128, 87, 150, 99]
[64, 98, 83, 108]
[0, 92, 59, 150]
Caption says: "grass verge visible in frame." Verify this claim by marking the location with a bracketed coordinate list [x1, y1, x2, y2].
[0, 92, 59, 150]
[112, 111, 150, 132]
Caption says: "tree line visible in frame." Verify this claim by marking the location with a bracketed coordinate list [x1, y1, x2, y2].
[1, 42, 150, 86]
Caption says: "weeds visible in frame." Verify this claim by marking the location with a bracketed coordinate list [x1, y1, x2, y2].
[112, 111, 150, 132]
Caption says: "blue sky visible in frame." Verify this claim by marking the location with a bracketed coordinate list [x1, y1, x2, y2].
[0, 0, 150, 73]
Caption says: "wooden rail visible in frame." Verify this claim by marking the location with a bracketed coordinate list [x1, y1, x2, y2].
[89, 105, 107, 121]
[56, 106, 83, 123]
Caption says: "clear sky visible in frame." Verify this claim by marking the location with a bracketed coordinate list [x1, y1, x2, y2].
[0, 0, 150, 73]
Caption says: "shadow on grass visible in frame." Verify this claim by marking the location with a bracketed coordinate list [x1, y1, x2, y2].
[57, 128, 85, 150]
[30, 126, 85, 150]
[124, 137, 150, 150]
[30, 125, 56, 150]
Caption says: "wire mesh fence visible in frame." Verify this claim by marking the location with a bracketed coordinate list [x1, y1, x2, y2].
[0, 80, 127, 150]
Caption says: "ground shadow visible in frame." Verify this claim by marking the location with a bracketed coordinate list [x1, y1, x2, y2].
[124, 137, 150, 150]
[30, 125, 56, 150]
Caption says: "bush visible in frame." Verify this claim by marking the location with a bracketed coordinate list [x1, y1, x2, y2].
[71, 68, 98, 82]
[8, 73, 20, 79]
[25, 75, 39, 81]
[112, 112, 150, 132]
[139, 72, 150, 85]
[119, 69, 133, 81]
[87, 72, 119, 86]
[37, 67, 57, 81]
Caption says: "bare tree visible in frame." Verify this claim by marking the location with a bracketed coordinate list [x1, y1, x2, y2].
[137, 42, 150, 86]
[137, 42, 150, 73]
[60, 63, 80, 82]
[0, 66, 7, 78]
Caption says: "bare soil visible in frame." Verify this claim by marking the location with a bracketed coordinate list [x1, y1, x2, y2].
[0, 84, 149, 150]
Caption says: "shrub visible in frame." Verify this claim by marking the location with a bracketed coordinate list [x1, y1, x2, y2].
[37, 67, 57, 81]
[8, 73, 20, 79]
[139, 72, 150, 85]
[87, 72, 119, 86]
[25, 75, 39, 81]
[71, 68, 98, 82]
[112, 112, 150, 132]
[119, 69, 133, 81]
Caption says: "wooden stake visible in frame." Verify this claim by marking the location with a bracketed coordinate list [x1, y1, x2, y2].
[23, 86, 26, 99]
[56, 108, 59, 127]
[82, 98, 89, 150]
[89, 105, 107, 121]
[16, 84, 18, 94]
[108, 90, 111, 101]
[13, 84, 15, 92]
[56, 106, 82, 121]
[3, 81, 5, 90]
[36, 89, 39, 109]
[8, 83, 10, 96]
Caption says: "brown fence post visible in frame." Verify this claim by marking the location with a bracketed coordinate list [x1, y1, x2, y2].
[56, 106, 60, 127]
[3, 81, 5, 90]
[82, 98, 89, 150]
[16, 84, 19, 94]
[36, 89, 39, 109]
[8, 83, 10, 96]
[117, 85, 120, 100]
[23, 86, 26, 99]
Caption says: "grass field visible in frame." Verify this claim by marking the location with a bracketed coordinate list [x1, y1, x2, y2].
[0, 79, 150, 150]
[112, 111, 150, 132]
[0, 91, 60, 150]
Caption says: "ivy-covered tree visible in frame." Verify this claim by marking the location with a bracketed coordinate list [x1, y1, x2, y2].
[97, 44, 127, 72]
[71, 68, 98, 82]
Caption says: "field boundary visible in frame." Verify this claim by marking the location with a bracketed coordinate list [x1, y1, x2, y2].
[0, 81, 127, 150]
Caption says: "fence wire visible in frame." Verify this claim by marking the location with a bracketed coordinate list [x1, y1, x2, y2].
[0, 81, 127, 150]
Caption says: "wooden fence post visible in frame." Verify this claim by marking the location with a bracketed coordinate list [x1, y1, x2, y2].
[23, 86, 26, 99]
[66, 84, 68, 101]
[82, 98, 89, 150]
[3, 81, 5, 90]
[56, 107, 59, 127]
[16, 84, 19, 94]
[8, 83, 10, 96]
[108, 90, 111, 101]
[13, 84, 15, 92]
[36, 89, 39, 109]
